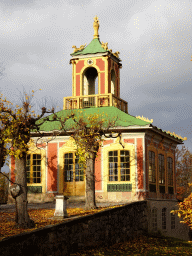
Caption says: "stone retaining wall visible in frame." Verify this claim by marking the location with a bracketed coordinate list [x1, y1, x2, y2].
[0, 201, 148, 256]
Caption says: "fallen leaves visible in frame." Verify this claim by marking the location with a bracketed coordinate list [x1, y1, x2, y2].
[0, 205, 123, 241]
[71, 234, 192, 255]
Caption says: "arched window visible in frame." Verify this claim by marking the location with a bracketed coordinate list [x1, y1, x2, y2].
[162, 208, 167, 229]
[108, 150, 130, 181]
[111, 69, 115, 94]
[83, 67, 98, 96]
[152, 208, 157, 231]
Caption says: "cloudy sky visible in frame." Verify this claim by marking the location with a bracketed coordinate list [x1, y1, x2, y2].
[0, 0, 192, 171]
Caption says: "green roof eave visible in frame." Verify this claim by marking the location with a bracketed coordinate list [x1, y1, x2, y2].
[32, 107, 151, 133]
[71, 38, 108, 56]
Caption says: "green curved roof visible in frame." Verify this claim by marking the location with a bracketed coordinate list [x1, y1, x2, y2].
[34, 106, 150, 132]
[71, 38, 108, 56]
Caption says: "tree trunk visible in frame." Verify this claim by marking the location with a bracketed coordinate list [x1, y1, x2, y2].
[14, 153, 35, 228]
[85, 152, 97, 210]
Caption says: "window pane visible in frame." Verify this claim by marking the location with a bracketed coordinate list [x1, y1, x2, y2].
[108, 151, 118, 181]
[168, 157, 173, 186]
[120, 151, 130, 181]
[159, 154, 165, 184]
[162, 208, 166, 229]
[152, 208, 157, 231]
[149, 151, 156, 183]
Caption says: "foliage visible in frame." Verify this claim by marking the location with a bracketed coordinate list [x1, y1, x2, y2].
[59, 110, 118, 209]
[176, 146, 192, 201]
[172, 184, 192, 230]
[0, 91, 57, 228]
[0, 91, 55, 160]
[61, 111, 116, 167]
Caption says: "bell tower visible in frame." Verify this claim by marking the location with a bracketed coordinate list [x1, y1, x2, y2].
[63, 16, 128, 113]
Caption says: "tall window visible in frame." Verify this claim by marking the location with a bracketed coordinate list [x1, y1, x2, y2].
[159, 154, 165, 184]
[64, 153, 84, 182]
[168, 157, 173, 186]
[26, 154, 41, 184]
[162, 208, 166, 229]
[149, 151, 156, 183]
[171, 210, 175, 229]
[108, 150, 130, 181]
[152, 208, 157, 231]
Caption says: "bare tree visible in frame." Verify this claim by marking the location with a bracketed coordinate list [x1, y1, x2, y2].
[0, 91, 57, 228]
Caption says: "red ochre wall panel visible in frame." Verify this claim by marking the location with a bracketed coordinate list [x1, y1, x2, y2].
[174, 152, 176, 194]
[47, 143, 57, 191]
[11, 156, 15, 184]
[95, 148, 101, 190]
[76, 60, 84, 73]
[96, 58, 105, 71]
[76, 74, 80, 96]
[124, 139, 134, 144]
[59, 142, 65, 148]
[103, 140, 113, 146]
[100, 73, 105, 94]
[145, 138, 148, 189]
[137, 138, 143, 189]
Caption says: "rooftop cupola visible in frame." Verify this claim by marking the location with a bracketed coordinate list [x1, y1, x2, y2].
[63, 16, 128, 113]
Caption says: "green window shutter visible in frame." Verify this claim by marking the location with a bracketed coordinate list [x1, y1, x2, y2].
[27, 186, 42, 193]
[107, 183, 132, 192]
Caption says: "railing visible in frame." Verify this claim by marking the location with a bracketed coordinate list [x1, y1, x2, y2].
[63, 93, 128, 113]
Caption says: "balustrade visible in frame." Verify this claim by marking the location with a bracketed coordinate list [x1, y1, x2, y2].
[63, 93, 128, 113]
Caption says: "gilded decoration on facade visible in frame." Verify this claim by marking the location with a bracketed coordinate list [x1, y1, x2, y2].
[136, 115, 153, 123]
[101, 41, 120, 58]
[72, 43, 86, 53]
[165, 130, 187, 141]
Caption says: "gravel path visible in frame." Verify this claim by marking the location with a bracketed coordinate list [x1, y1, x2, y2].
[0, 201, 126, 212]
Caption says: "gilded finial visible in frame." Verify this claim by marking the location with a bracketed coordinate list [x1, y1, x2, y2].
[93, 15, 99, 39]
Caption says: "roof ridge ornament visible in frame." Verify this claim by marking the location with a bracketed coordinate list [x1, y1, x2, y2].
[72, 43, 86, 53]
[136, 115, 153, 123]
[93, 15, 99, 39]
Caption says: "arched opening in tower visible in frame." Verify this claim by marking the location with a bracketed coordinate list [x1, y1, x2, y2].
[83, 67, 98, 95]
[83, 67, 98, 107]
[111, 69, 115, 95]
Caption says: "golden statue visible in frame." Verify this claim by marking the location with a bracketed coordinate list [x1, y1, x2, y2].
[93, 15, 99, 39]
